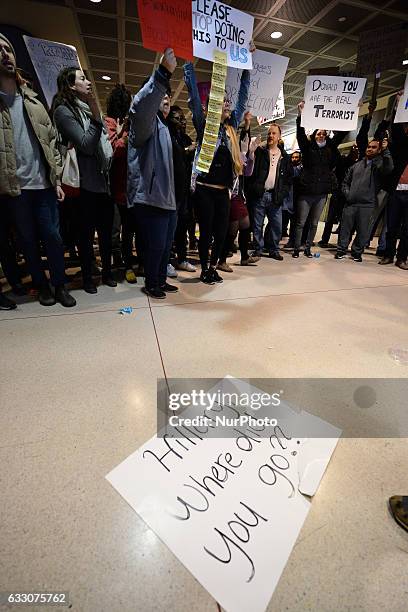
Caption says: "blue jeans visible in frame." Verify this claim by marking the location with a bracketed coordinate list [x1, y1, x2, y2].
[134, 205, 177, 289]
[5, 188, 65, 287]
[252, 192, 282, 254]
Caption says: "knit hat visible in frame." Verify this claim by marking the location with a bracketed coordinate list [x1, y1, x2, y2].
[0, 33, 17, 62]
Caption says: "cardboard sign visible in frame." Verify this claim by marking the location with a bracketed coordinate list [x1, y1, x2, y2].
[301, 75, 366, 131]
[394, 73, 408, 124]
[192, 0, 254, 69]
[23, 36, 80, 108]
[257, 87, 285, 125]
[356, 24, 408, 75]
[107, 377, 341, 612]
[225, 49, 288, 120]
[137, 0, 193, 60]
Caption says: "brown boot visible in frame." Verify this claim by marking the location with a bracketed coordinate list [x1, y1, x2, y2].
[379, 256, 394, 265]
[395, 260, 408, 270]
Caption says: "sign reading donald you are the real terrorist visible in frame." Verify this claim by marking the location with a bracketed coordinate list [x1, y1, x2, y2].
[302, 75, 366, 131]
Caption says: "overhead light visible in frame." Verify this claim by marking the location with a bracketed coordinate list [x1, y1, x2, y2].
[271, 31, 282, 39]
[403, 59, 408, 65]
[338, 16, 347, 22]
[90, 1, 102, 3]
[102, 75, 111, 80]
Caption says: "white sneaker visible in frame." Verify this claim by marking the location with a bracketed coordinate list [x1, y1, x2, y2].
[176, 260, 196, 272]
[167, 263, 178, 278]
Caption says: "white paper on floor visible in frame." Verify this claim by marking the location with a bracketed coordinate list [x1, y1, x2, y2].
[106, 377, 341, 612]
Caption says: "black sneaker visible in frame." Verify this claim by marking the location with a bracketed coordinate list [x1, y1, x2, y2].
[303, 248, 313, 258]
[102, 275, 117, 287]
[292, 249, 300, 258]
[142, 286, 166, 299]
[39, 284, 56, 306]
[283, 241, 294, 250]
[317, 241, 329, 248]
[209, 268, 223, 283]
[161, 282, 179, 293]
[0, 293, 17, 310]
[269, 252, 283, 261]
[351, 254, 363, 262]
[83, 281, 97, 294]
[200, 269, 215, 285]
[55, 286, 76, 307]
[335, 252, 347, 259]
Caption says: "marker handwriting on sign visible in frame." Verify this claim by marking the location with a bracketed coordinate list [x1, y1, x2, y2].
[203, 501, 268, 582]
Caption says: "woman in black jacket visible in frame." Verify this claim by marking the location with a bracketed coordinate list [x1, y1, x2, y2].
[293, 101, 346, 258]
[52, 67, 115, 294]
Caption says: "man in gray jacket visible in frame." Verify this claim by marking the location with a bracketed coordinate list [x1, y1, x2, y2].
[128, 48, 178, 299]
[335, 139, 393, 262]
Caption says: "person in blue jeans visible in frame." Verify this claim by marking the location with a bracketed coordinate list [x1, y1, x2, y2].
[127, 48, 178, 299]
[0, 33, 75, 308]
[246, 123, 293, 260]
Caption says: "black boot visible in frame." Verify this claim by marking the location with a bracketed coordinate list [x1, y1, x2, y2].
[0, 293, 17, 310]
[55, 286, 76, 307]
[39, 284, 56, 306]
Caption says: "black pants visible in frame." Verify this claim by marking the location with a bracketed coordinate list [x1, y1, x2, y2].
[134, 204, 177, 289]
[174, 201, 189, 264]
[73, 189, 114, 282]
[321, 192, 344, 244]
[385, 191, 408, 262]
[194, 184, 230, 269]
[112, 203, 139, 267]
[338, 205, 372, 256]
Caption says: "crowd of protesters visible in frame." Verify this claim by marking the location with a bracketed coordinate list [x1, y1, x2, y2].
[1, 35, 407, 309]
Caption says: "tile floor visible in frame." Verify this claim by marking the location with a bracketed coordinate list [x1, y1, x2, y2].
[1, 235, 408, 612]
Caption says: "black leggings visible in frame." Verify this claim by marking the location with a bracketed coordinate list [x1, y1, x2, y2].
[194, 184, 230, 269]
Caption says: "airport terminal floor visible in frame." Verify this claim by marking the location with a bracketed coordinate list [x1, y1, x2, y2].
[1, 229, 408, 612]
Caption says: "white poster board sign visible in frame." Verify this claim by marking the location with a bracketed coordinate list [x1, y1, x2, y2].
[23, 35, 81, 108]
[192, 0, 254, 69]
[394, 73, 408, 124]
[107, 378, 341, 612]
[226, 50, 288, 119]
[257, 87, 285, 125]
[301, 75, 366, 131]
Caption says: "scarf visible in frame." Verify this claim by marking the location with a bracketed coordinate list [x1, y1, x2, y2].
[75, 98, 113, 176]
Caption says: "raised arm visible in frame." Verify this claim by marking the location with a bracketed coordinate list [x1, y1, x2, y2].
[128, 48, 176, 149]
[183, 62, 206, 139]
[296, 110, 309, 153]
[230, 70, 250, 129]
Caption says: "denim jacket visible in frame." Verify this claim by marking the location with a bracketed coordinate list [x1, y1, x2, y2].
[183, 62, 250, 190]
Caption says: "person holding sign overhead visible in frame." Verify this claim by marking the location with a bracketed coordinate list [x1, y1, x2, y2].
[293, 100, 346, 259]
[183, 42, 254, 285]
[126, 48, 179, 299]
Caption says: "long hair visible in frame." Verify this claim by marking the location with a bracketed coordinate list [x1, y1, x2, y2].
[106, 83, 131, 120]
[50, 66, 79, 119]
[225, 124, 243, 176]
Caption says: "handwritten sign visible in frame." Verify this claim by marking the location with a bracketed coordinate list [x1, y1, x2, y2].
[23, 36, 80, 108]
[107, 377, 341, 612]
[137, 0, 193, 60]
[301, 75, 366, 131]
[226, 50, 288, 120]
[192, 0, 254, 69]
[394, 73, 408, 124]
[356, 24, 408, 74]
[257, 88, 285, 125]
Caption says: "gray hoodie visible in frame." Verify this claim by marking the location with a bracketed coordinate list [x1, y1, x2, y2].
[127, 68, 176, 211]
[342, 150, 393, 207]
